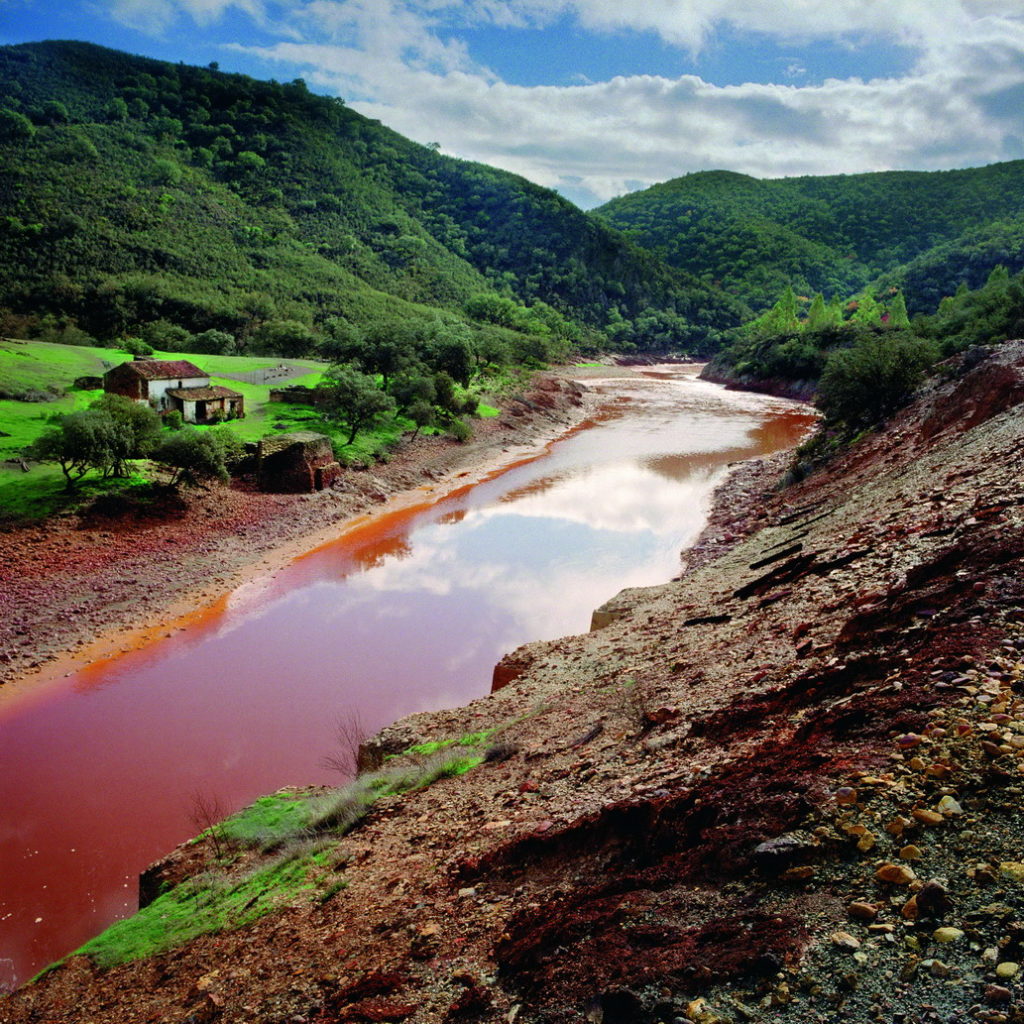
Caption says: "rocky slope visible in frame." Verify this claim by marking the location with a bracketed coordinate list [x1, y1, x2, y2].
[4, 344, 1024, 1023]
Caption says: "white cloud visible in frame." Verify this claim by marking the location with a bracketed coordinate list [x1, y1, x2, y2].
[107, 0, 1024, 203]
[105, 0, 266, 33]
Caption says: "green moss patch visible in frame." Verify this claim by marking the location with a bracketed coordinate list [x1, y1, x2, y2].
[218, 792, 314, 848]
[74, 850, 328, 968]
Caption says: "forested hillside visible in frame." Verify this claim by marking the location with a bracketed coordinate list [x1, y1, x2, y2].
[595, 165, 1024, 313]
[0, 40, 744, 355]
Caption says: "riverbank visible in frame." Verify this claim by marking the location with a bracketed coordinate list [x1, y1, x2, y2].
[0, 369, 605, 704]
[7, 344, 1023, 1023]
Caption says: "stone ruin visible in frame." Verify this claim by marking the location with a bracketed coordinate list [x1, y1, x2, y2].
[256, 431, 342, 493]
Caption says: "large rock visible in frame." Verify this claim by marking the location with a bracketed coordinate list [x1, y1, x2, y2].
[256, 431, 341, 493]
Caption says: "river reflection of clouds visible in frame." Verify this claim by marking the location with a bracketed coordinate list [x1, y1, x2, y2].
[337, 464, 724, 648]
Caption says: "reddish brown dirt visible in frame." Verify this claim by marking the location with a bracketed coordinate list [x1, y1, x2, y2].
[4, 345, 1024, 1024]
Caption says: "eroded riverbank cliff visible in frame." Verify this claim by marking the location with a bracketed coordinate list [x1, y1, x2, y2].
[5, 343, 1024, 1024]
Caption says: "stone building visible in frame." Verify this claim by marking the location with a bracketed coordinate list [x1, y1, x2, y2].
[256, 431, 341, 493]
[103, 359, 244, 423]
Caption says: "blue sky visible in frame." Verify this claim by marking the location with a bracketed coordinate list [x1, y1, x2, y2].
[2, 1, 1023, 208]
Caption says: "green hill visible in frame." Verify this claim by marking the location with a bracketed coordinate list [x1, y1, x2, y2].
[0, 40, 744, 354]
[595, 165, 1024, 313]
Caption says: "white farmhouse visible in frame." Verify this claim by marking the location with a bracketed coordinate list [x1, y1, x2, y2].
[103, 359, 245, 423]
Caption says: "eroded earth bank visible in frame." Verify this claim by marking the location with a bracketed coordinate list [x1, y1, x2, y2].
[5, 343, 1024, 1024]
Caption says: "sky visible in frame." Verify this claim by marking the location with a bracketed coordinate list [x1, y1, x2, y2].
[2, 1, 1024, 208]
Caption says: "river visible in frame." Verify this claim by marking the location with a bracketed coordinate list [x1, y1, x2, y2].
[0, 366, 815, 989]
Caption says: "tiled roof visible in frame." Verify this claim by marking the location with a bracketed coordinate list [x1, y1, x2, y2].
[119, 360, 206, 380]
[165, 385, 243, 401]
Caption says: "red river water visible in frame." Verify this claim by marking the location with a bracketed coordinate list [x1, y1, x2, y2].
[0, 366, 815, 988]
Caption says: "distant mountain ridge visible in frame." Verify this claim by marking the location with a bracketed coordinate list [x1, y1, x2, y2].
[595, 164, 1024, 313]
[0, 40, 744, 353]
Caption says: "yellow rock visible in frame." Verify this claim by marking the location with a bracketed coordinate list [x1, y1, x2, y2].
[933, 927, 964, 943]
[912, 808, 945, 826]
[937, 795, 963, 816]
[876, 862, 917, 885]
[857, 832, 877, 853]
[686, 997, 724, 1024]
[1000, 862, 1024, 882]
[781, 865, 815, 881]
[899, 844, 924, 861]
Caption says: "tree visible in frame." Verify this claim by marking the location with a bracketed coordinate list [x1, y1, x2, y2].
[39, 100, 69, 125]
[90, 394, 162, 476]
[151, 427, 241, 487]
[805, 292, 841, 331]
[191, 328, 237, 355]
[817, 333, 937, 428]
[0, 107, 35, 141]
[104, 97, 129, 122]
[321, 364, 396, 444]
[885, 290, 910, 328]
[28, 409, 121, 490]
[358, 322, 417, 388]
[850, 291, 883, 326]
[421, 327, 474, 386]
[389, 369, 435, 412]
[252, 319, 316, 358]
[407, 399, 435, 437]
[752, 285, 800, 336]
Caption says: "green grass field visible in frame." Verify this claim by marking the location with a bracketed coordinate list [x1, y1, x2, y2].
[0, 340, 329, 517]
[0, 339, 500, 519]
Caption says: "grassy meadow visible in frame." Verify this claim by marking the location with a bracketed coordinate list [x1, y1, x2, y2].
[0, 339, 468, 520]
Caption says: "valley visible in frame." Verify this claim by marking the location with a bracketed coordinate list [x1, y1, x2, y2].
[1, 32, 1024, 1024]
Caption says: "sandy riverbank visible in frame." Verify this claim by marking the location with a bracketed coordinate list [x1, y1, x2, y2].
[0, 368, 623, 707]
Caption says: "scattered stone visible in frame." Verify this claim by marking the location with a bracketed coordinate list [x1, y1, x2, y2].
[896, 733, 924, 749]
[848, 901, 878, 921]
[972, 863, 1000, 885]
[832, 931, 862, 951]
[876, 863, 917, 885]
[933, 927, 964, 943]
[985, 985, 1013, 1005]
[912, 808, 945, 826]
[752, 834, 812, 870]
[917, 880, 953, 919]
[996, 962, 1020, 980]
[899, 844, 924, 861]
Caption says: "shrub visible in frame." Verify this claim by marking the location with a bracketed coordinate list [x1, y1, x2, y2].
[122, 336, 154, 357]
[816, 333, 938, 429]
[446, 417, 472, 442]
